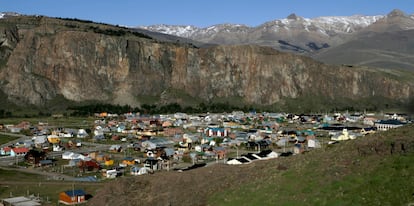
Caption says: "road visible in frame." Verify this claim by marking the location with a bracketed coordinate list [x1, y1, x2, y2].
[0, 131, 111, 168]
[0, 165, 75, 181]
[0, 132, 30, 148]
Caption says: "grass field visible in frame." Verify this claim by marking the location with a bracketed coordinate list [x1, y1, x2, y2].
[81, 124, 414, 206]
[0, 116, 94, 128]
[208, 152, 414, 206]
[0, 168, 103, 205]
[208, 125, 414, 206]
[0, 135, 20, 145]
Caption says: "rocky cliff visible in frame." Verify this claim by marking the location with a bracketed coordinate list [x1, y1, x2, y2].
[0, 15, 413, 109]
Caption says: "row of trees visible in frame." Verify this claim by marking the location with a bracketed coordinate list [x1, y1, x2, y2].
[69, 102, 258, 116]
[0, 110, 12, 118]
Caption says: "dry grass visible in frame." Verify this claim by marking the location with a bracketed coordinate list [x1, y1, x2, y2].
[87, 124, 414, 206]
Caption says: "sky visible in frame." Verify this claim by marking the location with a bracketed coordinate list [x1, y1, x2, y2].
[1, 0, 414, 28]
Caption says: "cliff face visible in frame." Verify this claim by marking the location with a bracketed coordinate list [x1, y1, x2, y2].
[0, 16, 413, 108]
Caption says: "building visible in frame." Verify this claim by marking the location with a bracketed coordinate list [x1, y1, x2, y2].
[1, 196, 41, 206]
[3, 147, 30, 157]
[59, 189, 87, 205]
[204, 127, 228, 137]
[375, 119, 406, 131]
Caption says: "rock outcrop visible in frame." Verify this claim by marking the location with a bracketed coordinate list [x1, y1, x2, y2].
[0, 16, 413, 108]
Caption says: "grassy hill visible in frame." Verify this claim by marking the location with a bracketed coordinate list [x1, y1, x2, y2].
[314, 29, 414, 70]
[88, 124, 414, 206]
[209, 127, 414, 206]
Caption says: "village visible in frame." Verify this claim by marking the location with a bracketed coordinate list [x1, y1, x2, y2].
[0, 111, 410, 205]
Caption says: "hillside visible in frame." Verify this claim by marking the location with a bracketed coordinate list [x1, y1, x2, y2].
[313, 9, 414, 70]
[140, 13, 384, 54]
[313, 29, 414, 70]
[142, 9, 414, 71]
[88, 124, 414, 206]
[0, 15, 414, 112]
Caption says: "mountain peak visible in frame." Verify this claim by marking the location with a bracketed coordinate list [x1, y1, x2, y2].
[287, 13, 300, 20]
[387, 9, 406, 17]
[0, 12, 21, 18]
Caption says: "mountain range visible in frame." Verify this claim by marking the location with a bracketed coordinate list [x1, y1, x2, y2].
[0, 10, 414, 112]
[141, 9, 414, 70]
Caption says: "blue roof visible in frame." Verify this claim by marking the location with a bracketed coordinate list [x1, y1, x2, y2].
[207, 127, 225, 132]
[377, 119, 406, 125]
[65, 189, 86, 197]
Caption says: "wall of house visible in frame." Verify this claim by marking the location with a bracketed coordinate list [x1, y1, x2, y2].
[59, 193, 75, 204]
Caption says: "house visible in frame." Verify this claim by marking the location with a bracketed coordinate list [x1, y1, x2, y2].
[245, 141, 259, 151]
[78, 160, 101, 172]
[1, 196, 41, 206]
[121, 157, 136, 166]
[363, 117, 377, 126]
[162, 148, 175, 159]
[47, 135, 60, 144]
[33, 135, 48, 148]
[109, 145, 122, 152]
[204, 127, 228, 137]
[1, 147, 12, 156]
[130, 166, 152, 176]
[375, 119, 406, 131]
[104, 159, 114, 167]
[162, 120, 173, 128]
[256, 150, 279, 159]
[9, 127, 22, 133]
[307, 139, 321, 148]
[144, 158, 159, 171]
[361, 127, 377, 135]
[145, 137, 175, 148]
[293, 143, 305, 154]
[104, 169, 121, 178]
[241, 153, 259, 161]
[53, 144, 64, 151]
[226, 157, 252, 165]
[67, 159, 81, 167]
[178, 134, 198, 150]
[59, 189, 87, 205]
[214, 147, 226, 159]
[331, 129, 356, 141]
[11, 147, 29, 157]
[77, 129, 88, 138]
[163, 127, 183, 136]
[62, 151, 88, 160]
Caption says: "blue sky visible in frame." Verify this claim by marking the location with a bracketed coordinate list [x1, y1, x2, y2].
[1, 0, 413, 27]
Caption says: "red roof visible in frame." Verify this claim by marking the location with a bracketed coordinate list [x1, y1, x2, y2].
[12, 148, 29, 153]
[2, 147, 12, 152]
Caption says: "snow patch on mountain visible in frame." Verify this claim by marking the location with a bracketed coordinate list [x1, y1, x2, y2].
[139, 24, 198, 38]
[140, 14, 385, 38]
[0, 12, 21, 19]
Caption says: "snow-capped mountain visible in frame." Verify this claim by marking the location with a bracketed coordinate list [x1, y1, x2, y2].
[139, 10, 413, 54]
[0, 12, 21, 19]
[141, 23, 251, 41]
[140, 14, 383, 37]
[140, 13, 383, 45]
[270, 14, 383, 34]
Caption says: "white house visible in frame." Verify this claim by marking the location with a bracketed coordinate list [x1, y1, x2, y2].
[77, 129, 88, 138]
[308, 139, 321, 148]
[226, 157, 252, 165]
[331, 129, 356, 141]
[375, 119, 406, 131]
